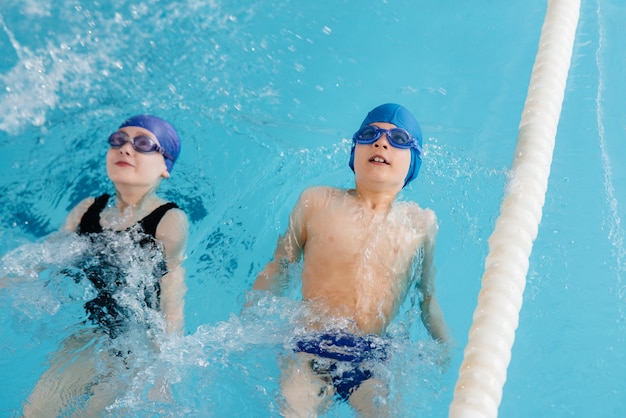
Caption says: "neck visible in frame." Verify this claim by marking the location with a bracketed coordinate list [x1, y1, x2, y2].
[114, 184, 159, 212]
[351, 185, 399, 213]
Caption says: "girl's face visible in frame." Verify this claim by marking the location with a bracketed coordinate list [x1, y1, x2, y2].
[106, 126, 170, 189]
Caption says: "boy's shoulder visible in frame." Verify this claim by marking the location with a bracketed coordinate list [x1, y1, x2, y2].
[394, 201, 437, 228]
[395, 200, 433, 214]
[297, 186, 351, 215]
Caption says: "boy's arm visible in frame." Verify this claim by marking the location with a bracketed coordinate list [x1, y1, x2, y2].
[253, 190, 310, 295]
[156, 208, 189, 335]
[418, 212, 450, 344]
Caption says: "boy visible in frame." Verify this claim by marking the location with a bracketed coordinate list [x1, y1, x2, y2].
[21, 115, 189, 416]
[252, 104, 449, 417]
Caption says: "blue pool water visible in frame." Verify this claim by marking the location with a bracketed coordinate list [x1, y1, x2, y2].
[1, 0, 625, 416]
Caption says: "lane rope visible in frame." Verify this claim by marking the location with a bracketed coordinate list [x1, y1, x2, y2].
[448, 1, 581, 416]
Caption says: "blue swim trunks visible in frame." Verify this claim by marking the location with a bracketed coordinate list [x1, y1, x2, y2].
[293, 332, 389, 401]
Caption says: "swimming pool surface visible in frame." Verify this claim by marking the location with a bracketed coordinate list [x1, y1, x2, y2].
[1, 0, 625, 416]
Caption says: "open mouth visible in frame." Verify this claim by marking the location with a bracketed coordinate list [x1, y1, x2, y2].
[369, 156, 389, 165]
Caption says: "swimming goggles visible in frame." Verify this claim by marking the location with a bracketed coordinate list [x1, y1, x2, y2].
[353, 125, 421, 154]
[108, 131, 174, 161]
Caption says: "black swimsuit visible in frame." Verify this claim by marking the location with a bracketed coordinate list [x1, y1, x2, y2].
[76, 193, 178, 338]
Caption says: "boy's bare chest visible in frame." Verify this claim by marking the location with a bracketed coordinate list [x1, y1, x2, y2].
[306, 209, 420, 264]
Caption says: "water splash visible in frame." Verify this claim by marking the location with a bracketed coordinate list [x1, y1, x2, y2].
[595, 1, 626, 310]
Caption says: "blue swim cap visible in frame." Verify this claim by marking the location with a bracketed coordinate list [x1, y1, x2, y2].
[349, 103, 423, 188]
[119, 115, 180, 172]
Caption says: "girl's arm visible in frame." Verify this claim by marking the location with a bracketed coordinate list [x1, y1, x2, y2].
[156, 208, 189, 335]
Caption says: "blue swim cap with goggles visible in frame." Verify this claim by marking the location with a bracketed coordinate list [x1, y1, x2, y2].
[115, 115, 181, 172]
[349, 103, 423, 188]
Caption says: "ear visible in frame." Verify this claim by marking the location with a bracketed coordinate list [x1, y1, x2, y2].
[161, 166, 171, 179]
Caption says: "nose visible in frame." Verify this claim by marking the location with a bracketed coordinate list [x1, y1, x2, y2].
[118, 140, 133, 154]
[373, 132, 390, 149]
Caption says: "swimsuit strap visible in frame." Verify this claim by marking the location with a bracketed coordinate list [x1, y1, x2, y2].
[77, 193, 179, 238]
[137, 202, 179, 237]
[77, 193, 111, 234]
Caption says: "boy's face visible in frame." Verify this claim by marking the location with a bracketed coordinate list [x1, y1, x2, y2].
[353, 122, 412, 190]
[106, 126, 170, 188]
